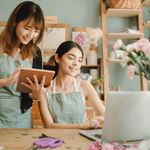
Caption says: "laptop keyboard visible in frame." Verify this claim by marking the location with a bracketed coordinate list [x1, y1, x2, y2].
[93, 133, 102, 139]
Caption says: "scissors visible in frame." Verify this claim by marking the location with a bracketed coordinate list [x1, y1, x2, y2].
[33, 137, 63, 149]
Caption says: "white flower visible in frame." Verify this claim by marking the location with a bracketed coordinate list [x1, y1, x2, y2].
[86, 27, 103, 45]
[120, 56, 130, 67]
[113, 39, 123, 50]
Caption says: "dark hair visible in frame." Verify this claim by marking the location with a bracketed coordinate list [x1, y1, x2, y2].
[0, 1, 45, 60]
[45, 41, 83, 78]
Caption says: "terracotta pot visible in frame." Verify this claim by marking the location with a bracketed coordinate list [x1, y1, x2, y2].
[108, 0, 142, 9]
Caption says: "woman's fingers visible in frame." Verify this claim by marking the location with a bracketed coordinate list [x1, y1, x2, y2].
[33, 75, 39, 87]
[95, 116, 104, 122]
[40, 76, 45, 87]
[91, 119, 100, 129]
[26, 77, 34, 86]
[21, 82, 32, 90]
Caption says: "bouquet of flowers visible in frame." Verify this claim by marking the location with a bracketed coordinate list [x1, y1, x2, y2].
[113, 38, 150, 80]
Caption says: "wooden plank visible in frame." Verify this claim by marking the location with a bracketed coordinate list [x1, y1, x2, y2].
[107, 33, 143, 39]
[81, 65, 100, 67]
[0, 22, 6, 26]
[72, 27, 86, 32]
[107, 58, 122, 63]
[143, 0, 150, 6]
[137, 9, 148, 91]
[107, 9, 142, 18]
[44, 16, 57, 24]
[101, 0, 109, 105]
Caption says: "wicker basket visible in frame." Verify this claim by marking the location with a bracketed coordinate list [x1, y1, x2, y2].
[108, 0, 142, 9]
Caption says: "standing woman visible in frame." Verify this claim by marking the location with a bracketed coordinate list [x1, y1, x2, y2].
[24, 41, 105, 129]
[0, 1, 45, 128]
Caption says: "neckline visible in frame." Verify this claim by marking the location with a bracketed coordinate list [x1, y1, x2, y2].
[53, 78, 78, 94]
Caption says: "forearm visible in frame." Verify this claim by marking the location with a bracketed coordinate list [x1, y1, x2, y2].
[95, 101, 105, 117]
[38, 95, 54, 126]
[44, 122, 83, 129]
[0, 78, 9, 88]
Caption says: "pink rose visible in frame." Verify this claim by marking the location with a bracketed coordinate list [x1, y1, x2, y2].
[88, 141, 101, 150]
[126, 65, 135, 80]
[88, 144, 98, 150]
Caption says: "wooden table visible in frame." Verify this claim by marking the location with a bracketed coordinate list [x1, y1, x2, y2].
[0, 129, 93, 150]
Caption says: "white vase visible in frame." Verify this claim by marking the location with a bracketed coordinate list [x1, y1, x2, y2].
[87, 50, 97, 65]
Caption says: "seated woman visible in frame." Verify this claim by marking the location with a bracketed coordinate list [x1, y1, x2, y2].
[23, 41, 105, 129]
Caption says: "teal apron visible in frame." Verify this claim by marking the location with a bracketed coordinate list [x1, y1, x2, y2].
[47, 78, 87, 124]
[0, 53, 32, 128]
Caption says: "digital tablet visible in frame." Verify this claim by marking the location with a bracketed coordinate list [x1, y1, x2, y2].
[16, 68, 55, 93]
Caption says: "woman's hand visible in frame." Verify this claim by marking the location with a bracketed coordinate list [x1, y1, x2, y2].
[6, 68, 21, 86]
[22, 75, 51, 100]
[80, 116, 104, 130]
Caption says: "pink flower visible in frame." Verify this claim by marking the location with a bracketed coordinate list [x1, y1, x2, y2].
[136, 38, 149, 51]
[88, 141, 101, 150]
[141, 42, 150, 57]
[102, 143, 114, 150]
[0, 146, 4, 150]
[75, 32, 85, 46]
[126, 65, 136, 80]
[111, 142, 121, 147]
[113, 39, 123, 50]
[88, 144, 98, 150]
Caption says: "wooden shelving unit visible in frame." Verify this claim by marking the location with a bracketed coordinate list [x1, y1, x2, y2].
[101, 0, 148, 104]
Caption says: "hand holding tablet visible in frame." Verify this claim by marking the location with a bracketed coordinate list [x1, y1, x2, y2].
[16, 68, 55, 93]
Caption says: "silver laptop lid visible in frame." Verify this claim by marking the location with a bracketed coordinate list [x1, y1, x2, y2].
[102, 91, 150, 142]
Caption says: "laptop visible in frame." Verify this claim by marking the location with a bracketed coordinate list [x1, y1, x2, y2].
[79, 91, 150, 142]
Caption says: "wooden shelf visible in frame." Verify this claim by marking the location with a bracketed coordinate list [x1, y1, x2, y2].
[45, 23, 69, 28]
[106, 9, 142, 18]
[43, 52, 54, 55]
[144, 22, 150, 29]
[0, 22, 6, 26]
[107, 33, 143, 39]
[143, 0, 150, 6]
[107, 58, 122, 63]
[81, 65, 100, 67]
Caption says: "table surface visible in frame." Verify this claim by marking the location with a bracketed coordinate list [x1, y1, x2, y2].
[0, 129, 93, 150]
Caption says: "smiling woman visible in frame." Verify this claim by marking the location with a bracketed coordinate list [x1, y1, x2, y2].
[23, 41, 105, 129]
[16, 19, 41, 45]
[0, 1, 44, 128]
